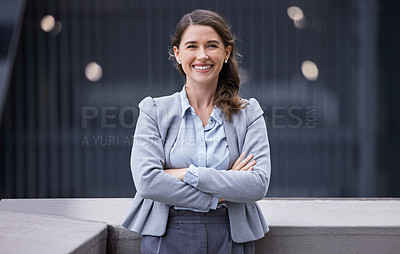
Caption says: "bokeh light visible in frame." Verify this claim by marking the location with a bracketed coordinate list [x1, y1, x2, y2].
[52, 21, 62, 35]
[85, 62, 103, 82]
[287, 6, 304, 21]
[40, 15, 55, 32]
[301, 60, 319, 81]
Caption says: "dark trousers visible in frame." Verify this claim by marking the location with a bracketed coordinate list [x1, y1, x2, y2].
[141, 207, 255, 254]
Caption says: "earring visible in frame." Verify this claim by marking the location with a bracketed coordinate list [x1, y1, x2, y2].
[178, 60, 181, 65]
[224, 59, 228, 63]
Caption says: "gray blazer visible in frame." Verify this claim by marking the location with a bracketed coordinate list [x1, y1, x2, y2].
[121, 92, 271, 243]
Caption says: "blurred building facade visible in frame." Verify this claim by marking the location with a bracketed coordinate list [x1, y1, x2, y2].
[1, 0, 399, 198]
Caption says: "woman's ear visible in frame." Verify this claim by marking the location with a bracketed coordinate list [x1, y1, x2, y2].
[173, 46, 181, 64]
[225, 45, 232, 60]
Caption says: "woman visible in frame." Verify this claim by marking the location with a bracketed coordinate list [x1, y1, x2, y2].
[122, 9, 271, 254]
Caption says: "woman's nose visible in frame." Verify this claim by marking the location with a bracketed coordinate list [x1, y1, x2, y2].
[196, 48, 209, 60]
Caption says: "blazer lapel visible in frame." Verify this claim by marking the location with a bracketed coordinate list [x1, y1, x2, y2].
[161, 93, 182, 168]
[223, 117, 239, 168]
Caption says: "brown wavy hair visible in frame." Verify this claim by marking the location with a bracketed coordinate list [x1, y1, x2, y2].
[169, 9, 245, 120]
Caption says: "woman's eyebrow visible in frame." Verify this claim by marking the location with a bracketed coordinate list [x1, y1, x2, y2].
[184, 41, 198, 45]
[207, 40, 220, 44]
[184, 40, 220, 45]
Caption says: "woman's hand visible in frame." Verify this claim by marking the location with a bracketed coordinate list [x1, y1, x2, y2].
[165, 168, 188, 181]
[231, 152, 256, 171]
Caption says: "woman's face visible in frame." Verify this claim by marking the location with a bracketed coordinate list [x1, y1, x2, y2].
[174, 25, 231, 88]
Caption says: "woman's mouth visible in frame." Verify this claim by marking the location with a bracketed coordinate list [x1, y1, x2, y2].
[193, 65, 213, 71]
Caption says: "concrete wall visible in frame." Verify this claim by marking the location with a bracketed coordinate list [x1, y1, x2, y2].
[1, 199, 400, 253]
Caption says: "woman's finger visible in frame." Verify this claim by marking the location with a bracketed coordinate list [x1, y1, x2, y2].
[232, 152, 245, 169]
[240, 160, 256, 171]
[236, 154, 254, 169]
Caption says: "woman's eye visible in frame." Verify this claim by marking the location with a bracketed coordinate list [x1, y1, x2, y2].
[187, 45, 196, 49]
[208, 44, 218, 48]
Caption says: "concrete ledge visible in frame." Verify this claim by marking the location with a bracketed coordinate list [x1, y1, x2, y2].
[0, 198, 140, 253]
[0, 210, 107, 254]
[255, 199, 400, 254]
[1, 198, 400, 254]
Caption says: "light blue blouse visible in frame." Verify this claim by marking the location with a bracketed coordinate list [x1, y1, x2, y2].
[170, 86, 230, 212]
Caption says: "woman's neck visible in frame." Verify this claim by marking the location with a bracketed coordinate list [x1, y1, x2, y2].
[185, 83, 217, 110]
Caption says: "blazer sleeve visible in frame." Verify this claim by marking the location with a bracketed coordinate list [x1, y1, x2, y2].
[192, 98, 271, 203]
[131, 97, 218, 210]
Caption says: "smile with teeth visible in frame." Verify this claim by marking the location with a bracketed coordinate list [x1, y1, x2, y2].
[193, 65, 212, 70]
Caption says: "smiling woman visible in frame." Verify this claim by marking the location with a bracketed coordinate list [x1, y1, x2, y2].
[170, 9, 244, 121]
[173, 25, 231, 91]
[121, 9, 271, 254]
